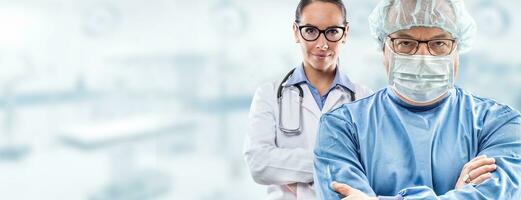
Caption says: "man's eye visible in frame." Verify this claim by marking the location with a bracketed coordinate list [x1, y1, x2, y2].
[398, 41, 414, 46]
[432, 41, 447, 47]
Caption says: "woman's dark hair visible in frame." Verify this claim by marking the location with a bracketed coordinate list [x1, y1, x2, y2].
[295, 0, 348, 24]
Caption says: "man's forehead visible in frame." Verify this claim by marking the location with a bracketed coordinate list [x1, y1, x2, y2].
[389, 27, 454, 39]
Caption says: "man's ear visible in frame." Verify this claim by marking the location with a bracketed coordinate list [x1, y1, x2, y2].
[293, 23, 300, 43]
[453, 50, 459, 80]
[383, 43, 390, 74]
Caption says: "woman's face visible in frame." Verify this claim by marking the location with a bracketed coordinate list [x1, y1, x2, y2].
[293, 1, 347, 72]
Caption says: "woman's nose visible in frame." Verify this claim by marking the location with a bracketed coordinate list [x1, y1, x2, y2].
[315, 34, 329, 50]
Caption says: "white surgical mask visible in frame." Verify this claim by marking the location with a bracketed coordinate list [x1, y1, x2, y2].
[388, 51, 455, 103]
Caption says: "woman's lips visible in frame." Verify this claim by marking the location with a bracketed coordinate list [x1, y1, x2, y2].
[313, 53, 329, 60]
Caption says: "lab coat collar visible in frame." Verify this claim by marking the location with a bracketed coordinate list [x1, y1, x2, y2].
[322, 86, 352, 113]
[284, 63, 356, 95]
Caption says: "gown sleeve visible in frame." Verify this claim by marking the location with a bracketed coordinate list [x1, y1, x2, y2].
[314, 109, 376, 199]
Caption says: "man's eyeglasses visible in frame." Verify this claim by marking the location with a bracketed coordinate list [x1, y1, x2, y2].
[297, 25, 347, 42]
[387, 37, 456, 56]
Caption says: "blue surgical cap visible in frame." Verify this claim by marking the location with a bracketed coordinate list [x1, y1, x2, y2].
[368, 0, 477, 53]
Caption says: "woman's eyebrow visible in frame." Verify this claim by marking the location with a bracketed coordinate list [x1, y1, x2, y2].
[299, 23, 345, 28]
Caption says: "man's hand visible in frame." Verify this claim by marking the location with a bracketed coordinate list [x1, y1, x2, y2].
[331, 181, 377, 200]
[285, 183, 297, 195]
[455, 155, 497, 189]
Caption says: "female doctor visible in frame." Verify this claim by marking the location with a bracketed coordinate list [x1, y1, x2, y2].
[243, 0, 372, 199]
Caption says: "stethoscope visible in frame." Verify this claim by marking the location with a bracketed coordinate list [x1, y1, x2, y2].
[277, 68, 355, 136]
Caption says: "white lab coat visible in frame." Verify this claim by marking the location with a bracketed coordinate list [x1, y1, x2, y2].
[244, 80, 372, 200]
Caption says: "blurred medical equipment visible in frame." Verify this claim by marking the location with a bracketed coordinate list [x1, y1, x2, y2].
[472, 0, 511, 36]
[0, 53, 34, 161]
[59, 115, 194, 200]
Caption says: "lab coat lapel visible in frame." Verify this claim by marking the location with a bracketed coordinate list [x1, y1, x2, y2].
[322, 87, 349, 113]
[300, 84, 322, 119]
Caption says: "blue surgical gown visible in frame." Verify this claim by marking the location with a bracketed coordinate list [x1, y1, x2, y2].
[314, 86, 521, 199]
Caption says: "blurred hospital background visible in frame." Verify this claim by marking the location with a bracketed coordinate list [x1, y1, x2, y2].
[0, 0, 519, 199]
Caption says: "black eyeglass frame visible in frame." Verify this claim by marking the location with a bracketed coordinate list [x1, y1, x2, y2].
[296, 23, 348, 42]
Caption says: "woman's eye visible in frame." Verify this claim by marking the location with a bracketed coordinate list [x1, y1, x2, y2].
[305, 28, 317, 34]
[326, 29, 339, 35]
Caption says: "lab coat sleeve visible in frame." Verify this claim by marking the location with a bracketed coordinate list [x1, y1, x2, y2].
[243, 82, 314, 185]
[314, 110, 376, 199]
[379, 106, 521, 200]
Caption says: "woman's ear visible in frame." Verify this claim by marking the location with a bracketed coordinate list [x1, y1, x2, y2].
[293, 23, 300, 43]
[342, 26, 349, 44]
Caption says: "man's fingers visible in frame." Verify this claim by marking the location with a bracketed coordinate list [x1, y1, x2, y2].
[469, 164, 497, 180]
[470, 172, 492, 185]
[469, 155, 487, 162]
[332, 181, 353, 196]
[462, 156, 486, 173]
[464, 157, 495, 173]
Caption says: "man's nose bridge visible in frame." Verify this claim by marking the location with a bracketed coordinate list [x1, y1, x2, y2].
[416, 42, 430, 55]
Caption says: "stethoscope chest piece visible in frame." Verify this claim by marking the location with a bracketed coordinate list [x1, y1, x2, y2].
[278, 85, 303, 135]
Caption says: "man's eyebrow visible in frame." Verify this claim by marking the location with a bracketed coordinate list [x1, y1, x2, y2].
[391, 32, 453, 39]
[392, 32, 413, 38]
[430, 33, 454, 39]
